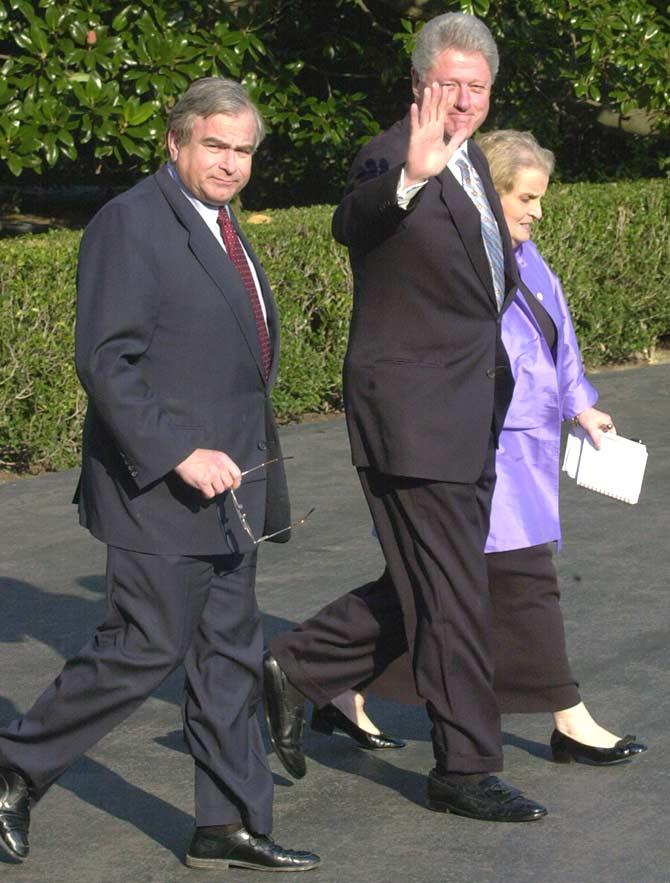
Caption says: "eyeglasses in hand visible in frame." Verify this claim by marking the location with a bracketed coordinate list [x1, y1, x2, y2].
[226, 457, 315, 544]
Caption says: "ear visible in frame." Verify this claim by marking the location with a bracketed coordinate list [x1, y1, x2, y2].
[411, 68, 423, 103]
[166, 129, 179, 163]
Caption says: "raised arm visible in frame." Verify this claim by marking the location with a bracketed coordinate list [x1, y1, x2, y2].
[332, 83, 468, 253]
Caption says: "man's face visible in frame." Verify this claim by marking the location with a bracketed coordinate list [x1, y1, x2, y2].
[167, 109, 257, 205]
[412, 48, 492, 139]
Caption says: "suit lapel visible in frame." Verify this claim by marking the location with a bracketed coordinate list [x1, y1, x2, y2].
[437, 165, 497, 306]
[154, 165, 268, 382]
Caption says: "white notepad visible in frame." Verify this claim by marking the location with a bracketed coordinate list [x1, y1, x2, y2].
[562, 427, 648, 504]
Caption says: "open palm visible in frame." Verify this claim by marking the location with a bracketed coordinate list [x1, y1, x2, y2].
[405, 83, 468, 185]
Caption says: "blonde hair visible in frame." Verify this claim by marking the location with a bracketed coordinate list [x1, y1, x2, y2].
[477, 129, 555, 193]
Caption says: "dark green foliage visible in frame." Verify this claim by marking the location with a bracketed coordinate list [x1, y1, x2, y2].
[1, 180, 669, 472]
[0, 0, 381, 206]
[1, 0, 669, 208]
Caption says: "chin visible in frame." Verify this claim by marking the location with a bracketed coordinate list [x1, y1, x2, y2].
[207, 189, 237, 205]
[446, 124, 473, 140]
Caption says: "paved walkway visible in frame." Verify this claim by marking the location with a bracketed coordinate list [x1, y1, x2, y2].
[1, 364, 669, 883]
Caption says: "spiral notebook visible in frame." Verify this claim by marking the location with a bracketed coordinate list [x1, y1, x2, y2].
[562, 427, 648, 504]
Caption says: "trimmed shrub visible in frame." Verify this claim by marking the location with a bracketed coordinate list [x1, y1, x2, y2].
[533, 180, 670, 364]
[0, 230, 83, 471]
[242, 207, 351, 421]
[1, 179, 669, 472]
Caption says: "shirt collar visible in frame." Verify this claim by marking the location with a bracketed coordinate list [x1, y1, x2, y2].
[446, 140, 472, 181]
[167, 163, 230, 218]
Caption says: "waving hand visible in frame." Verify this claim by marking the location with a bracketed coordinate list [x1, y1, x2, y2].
[404, 83, 469, 186]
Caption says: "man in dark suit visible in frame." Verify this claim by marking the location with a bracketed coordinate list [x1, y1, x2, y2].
[264, 13, 547, 822]
[0, 78, 319, 872]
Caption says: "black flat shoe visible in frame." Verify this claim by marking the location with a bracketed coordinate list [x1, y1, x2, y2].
[0, 768, 31, 861]
[550, 729, 648, 765]
[427, 771, 547, 822]
[311, 703, 405, 750]
[186, 826, 320, 872]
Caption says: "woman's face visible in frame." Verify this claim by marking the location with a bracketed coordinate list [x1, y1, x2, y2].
[499, 166, 549, 248]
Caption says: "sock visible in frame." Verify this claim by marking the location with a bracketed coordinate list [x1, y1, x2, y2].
[198, 823, 244, 836]
[438, 771, 489, 785]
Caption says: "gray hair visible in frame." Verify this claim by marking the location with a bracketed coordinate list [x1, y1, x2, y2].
[167, 77, 265, 150]
[411, 13, 499, 83]
[476, 129, 555, 194]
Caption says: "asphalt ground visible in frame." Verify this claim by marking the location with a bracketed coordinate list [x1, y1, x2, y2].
[1, 362, 669, 883]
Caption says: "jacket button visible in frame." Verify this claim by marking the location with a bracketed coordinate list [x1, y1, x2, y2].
[486, 368, 496, 378]
[257, 440, 267, 451]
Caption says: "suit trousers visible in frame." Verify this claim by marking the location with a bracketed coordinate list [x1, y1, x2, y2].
[353, 544, 582, 713]
[0, 545, 273, 833]
[272, 440, 502, 773]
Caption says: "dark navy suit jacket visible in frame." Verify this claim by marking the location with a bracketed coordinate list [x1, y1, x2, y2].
[75, 164, 289, 555]
[333, 117, 518, 484]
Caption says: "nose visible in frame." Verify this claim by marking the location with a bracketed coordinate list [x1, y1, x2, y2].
[218, 147, 237, 172]
[531, 198, 543, 220]
[453, 85, 471, 111]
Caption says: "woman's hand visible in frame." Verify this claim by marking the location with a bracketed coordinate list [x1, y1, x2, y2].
[574, 406, 616, 449]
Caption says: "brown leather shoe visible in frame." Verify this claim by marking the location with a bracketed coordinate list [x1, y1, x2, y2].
[0, 768, 31, 860]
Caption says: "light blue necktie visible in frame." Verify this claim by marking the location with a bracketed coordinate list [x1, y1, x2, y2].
[456, 158, 505, 310]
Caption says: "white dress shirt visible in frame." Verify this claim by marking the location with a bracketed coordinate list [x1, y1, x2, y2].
[396, 141, 475, 208]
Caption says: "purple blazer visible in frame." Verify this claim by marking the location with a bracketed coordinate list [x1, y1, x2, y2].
[485, 241, 597, 553]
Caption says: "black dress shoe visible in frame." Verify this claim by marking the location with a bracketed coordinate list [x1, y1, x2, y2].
[311, 703, 405, 750]
[550, 729, 648, 765]
[427, 770, 547, 822]
[0, 768, 31, 860]
[186, 826, 320, 872]
[262, 651, 307, 779]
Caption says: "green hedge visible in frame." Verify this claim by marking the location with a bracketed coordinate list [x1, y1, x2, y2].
[533, 180, 670, 364]
[1, 180, 669, 472]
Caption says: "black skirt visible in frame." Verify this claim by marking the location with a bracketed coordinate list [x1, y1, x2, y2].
[487, 542, 580, 713]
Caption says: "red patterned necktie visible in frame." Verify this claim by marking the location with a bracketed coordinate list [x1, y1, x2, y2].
[216, 207, 272, 380]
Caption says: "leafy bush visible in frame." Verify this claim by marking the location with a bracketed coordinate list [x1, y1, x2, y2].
[0, 229, 83, 470]
[244, 208, 351, 420]
[533, 180, 670, 364]
[0, 0, 380, 206]
[1, 179, 668, 472]
[2, 0, 669, 210]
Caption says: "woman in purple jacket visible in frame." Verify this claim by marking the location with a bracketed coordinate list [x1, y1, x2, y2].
[320, 130, 646, 765]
